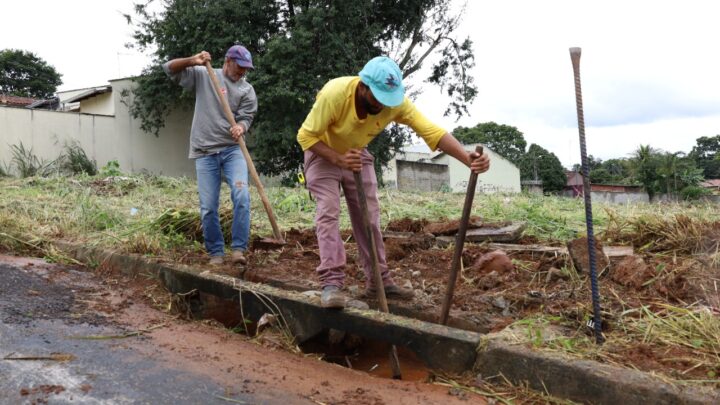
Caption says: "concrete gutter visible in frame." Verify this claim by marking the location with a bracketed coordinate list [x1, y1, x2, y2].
[54, 242, 480, 373]
[53, 241, 720, 404]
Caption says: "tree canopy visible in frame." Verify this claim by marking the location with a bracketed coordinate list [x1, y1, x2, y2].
[519, 144, 566, 193]
[452, 122, 527, 163]
[126, 0, 476, 177]
[689, 135, 720, 179]
[0, 49, 62, 99]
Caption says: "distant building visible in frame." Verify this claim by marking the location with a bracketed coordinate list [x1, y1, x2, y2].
[701, 179, 720, 194]
[563, 170, 647, 203]
[521, 179, 543, 194]
[382, 142, 521, 194]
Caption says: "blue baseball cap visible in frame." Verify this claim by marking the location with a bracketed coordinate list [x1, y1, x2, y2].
[225, 45, 254, 69]
[358, 56, 405, 107]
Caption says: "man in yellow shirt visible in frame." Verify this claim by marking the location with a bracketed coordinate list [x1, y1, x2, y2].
[297, 56, 490, 308]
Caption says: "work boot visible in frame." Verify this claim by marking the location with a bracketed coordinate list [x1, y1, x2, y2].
[363, 283, 415, 300]
[231, 250, 247, 265]
[321, 286, 346, 309]
[208, 256, 224, 266]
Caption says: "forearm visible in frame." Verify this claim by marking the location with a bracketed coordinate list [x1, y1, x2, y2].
[437, 133, 471, 166]
[167, 56, 199, 74]
[308, 141, 343, 166]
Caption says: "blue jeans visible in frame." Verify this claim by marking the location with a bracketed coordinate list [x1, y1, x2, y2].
[195, 145, 250, 257]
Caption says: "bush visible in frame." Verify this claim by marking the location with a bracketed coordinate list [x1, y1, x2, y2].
[59, 140, 97, 176]
[680, 185, 711, 200]
[100, 160, 123, 177]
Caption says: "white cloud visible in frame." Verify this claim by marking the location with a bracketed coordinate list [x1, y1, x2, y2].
[410, 0, 720, 167]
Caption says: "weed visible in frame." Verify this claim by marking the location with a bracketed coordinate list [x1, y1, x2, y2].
[59, 140, 97, 175]
[100, 160, 123, 177]
[10, 142, 58, 177]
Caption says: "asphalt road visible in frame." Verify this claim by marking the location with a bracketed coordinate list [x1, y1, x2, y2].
[0, 259, 267, 405]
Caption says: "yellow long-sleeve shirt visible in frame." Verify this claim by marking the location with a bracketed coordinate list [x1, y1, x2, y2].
[297, 76, 447, 154]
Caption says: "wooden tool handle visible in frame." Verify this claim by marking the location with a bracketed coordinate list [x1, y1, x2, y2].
[353, 170, 402, 379]
[439, 145, 484, 325]
[204, 62, 283, 242]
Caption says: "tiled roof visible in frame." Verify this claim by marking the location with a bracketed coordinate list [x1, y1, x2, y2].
[0, 93, 38, 107]
[701, 179, 720, 188]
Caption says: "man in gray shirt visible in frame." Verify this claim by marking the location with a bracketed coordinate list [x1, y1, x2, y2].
[163, 45, 258, 266]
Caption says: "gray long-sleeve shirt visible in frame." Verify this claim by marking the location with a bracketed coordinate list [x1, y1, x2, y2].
[162, 62, 258, 159]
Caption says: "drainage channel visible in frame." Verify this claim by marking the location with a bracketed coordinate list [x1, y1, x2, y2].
[180, 291, 435, 381]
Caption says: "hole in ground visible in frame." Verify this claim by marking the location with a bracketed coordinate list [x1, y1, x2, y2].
[300, 330, 431, 382]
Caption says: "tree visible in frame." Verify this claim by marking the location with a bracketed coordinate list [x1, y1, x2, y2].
[126, 0, 477, 177]
[519, 144, 567, 193]
[630, 145, 660, 198]
[452, 122, 527, 163]
[0, 49, 62, 99]
[689, 135, 720, 179]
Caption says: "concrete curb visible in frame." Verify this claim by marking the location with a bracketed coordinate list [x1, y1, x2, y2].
[52, 241, 720, 404]
[476, 339, 720, 405]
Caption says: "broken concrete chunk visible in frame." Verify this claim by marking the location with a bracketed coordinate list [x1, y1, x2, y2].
[567, 236, 610, 273]
[435, 222, 526, 247]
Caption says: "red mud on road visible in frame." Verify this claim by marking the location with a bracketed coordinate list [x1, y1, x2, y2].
[0, 254, 486, 405]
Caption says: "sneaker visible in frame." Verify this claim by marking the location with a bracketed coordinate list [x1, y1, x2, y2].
[231, 250, 247, 265]
[208, 256, 224, 266]
[363, 283, 415, 300]
[321, 286, 346, 309]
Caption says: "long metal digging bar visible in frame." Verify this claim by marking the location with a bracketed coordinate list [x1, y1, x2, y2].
[353, 170, 402, 380]
[204, 61, 284, 244]
[439, 146, 483, 325]
[569, 47, 604, 344]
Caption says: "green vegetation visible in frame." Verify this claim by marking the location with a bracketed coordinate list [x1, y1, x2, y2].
[0, 49, 63, 98]
[125, 0, 476, 177]
[2, 172, 719, 259]
[453, 122, 527, 163]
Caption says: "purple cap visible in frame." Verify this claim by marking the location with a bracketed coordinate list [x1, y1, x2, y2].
[225, 45, 254, 69]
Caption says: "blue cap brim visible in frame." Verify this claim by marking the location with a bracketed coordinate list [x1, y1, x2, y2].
[368, 83, 404, 107]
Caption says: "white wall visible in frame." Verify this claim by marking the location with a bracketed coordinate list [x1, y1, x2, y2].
[0, 78, 196, 177]
[387, 143, 521, 194]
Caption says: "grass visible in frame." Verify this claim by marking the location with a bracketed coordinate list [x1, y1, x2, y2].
[2, 173, 720, 258]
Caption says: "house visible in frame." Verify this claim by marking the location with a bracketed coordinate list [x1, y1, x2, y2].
[701, 179, 720, 194]
[563, 170, 648, 203]
[1, 77, 195, 177]
[382, 142, 521, 194]
[55, 85, 114, 113]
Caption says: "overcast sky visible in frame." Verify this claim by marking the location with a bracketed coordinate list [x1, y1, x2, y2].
[3, 1, 719, 167]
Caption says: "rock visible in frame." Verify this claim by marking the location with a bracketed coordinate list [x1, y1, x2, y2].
[476, 270, 502, 290]
[545, 267, 569, 283]
[346, 299, 369, 310]
[567, 237, 610, 273]
[611, 255, 654, 289]
[492, 296, 508, 309]
[471, 250, 515, 275]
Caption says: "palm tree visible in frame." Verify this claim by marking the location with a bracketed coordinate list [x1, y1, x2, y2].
[631, 145, 660, 199]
